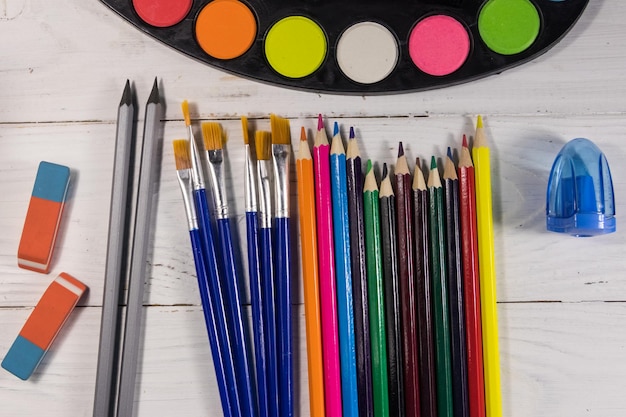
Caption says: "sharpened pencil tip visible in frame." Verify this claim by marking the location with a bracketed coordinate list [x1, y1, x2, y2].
[382, 163, 388, 179]
[430, 155, 437, 170]
[366, 159, 373, 173]
[349, 126, 355, 139]
[462, 134, 468, 148]
[333, 121, 339, 137]
[317, 114, 324, 131]
[300, 126, 306, 141]
[477, 115, 483, 129]
[398, 141, 404, 157]
[120, 80, 133, 107]
[447, 146, 453, 159]
[147, 78, 159, 104]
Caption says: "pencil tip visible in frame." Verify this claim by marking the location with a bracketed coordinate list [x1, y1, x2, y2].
[333, 121, 339, 137]
[300, 126, 306, 141]
[398, 141, 404, 157]
[477, 115, 483, 129]
[366, 159, 373, 173]
[317, 114, 324, 131]
[462, 134, 468, 147]
[447, 146, 453, 159]
[430, 155, 437, 170]
[382, 163, 388, 178]
[147, 78, 159, 104]
[120, 80, 133, 106]
[349, 126, 355, 139]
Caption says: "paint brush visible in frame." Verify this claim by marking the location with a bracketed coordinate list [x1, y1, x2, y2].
[202, 121, 257, 417]
[270, 114, 294, 417]
[313, 114, 342, 417]
[346, 127, 374, 417]
[330, 122, 359, 417]
[181, 101, 242, 417]
[242, 117, 269, 417]
[172, 139, 235, 417]
[256, 129, 280, 417]
[296, 126, 326, 417]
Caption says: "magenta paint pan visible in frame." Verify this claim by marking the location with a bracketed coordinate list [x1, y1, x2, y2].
[99, 0, 589, 94]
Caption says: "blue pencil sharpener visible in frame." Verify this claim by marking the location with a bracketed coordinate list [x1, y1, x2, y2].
[546, 138, 615, 236]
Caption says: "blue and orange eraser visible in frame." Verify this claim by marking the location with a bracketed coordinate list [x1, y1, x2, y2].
[2, 272, 87, 380]
[17, 161, 71, 273]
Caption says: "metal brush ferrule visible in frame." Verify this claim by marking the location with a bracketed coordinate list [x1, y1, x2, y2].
[206, 149, 228, 219]
[244, 145, 258, 212]
[257, 160, 273, 228]
[272, 144, 290, 218]
[189, 130, 205, 190]
[176, 169, 198, 230]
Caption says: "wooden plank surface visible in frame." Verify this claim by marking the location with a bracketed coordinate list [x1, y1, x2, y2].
[1, 0, 625, 415]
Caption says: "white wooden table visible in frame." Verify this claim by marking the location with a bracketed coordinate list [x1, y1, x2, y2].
[1, 1, 625, 416]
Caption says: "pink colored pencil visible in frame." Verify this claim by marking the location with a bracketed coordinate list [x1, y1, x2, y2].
[313, 114, 343, 417]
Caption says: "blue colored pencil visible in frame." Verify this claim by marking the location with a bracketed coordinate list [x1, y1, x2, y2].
[330, 122, 359, 417]
[270, 114, 294, 417]
[202, 122, 257, 417]
[242, 117, 269, 417]
[173, 139, 235, 417]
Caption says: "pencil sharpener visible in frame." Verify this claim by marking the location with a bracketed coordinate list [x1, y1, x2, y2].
[546, 138, 615, 237]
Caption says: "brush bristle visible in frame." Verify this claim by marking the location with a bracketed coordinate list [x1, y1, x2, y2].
[270, 114, 291, 145]
[173, 139, 191, 170]
[202, 122, 223, 151]
[181, 100, 191, 126]
[255, 131, 272, 160]
[241, 116, 250, 145]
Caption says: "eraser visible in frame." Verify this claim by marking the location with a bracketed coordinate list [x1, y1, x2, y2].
[18, 161, 71, 273]
[2, 272, 87, 380]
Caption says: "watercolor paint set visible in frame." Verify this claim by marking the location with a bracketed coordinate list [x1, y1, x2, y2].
[100, 0, 588, 94]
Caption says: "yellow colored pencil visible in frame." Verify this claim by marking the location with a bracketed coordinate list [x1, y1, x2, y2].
[472, 115, 502, 417]
[296, 126, 326, 417]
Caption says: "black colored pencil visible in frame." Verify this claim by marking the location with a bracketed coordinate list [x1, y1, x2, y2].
[346, 127, 374, 417]
[443, 149, 470, 417]
[379, 163, 405, 417]
[413, 158, 437, 417]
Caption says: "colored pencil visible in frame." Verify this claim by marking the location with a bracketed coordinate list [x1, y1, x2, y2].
[428, 156, 454, 417]
[458, 135, 486, 417]
[472, 116, 502, 417]
[256, 130, 280, 417]
[395, 143, 421, 417]
[242, 117, 269, 417]
[172, 139, 234, 417]
[330, 122, 359, 417]
[443, 149, 470, 417]
[296, 126, 326, 417]
[363, 160, 390, 417]
[182, 102, 241, 417]
[270, 114, 294, 417]
[203, 122, 257, 417]
[117, 79, 162, 417]
[413, 158, 437, 417]
[94, 80, 135, 417]
[313, 114, 342, 417]
[379, 163, 404, 417]
[346, 128, 374, 417]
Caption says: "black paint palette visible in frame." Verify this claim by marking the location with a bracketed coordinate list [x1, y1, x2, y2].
[100, 0, 589, 94]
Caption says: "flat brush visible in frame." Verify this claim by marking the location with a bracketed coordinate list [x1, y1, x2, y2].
[202, 121, 257, 417]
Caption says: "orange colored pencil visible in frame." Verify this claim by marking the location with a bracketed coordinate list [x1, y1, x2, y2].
[296, 126, 326, 417]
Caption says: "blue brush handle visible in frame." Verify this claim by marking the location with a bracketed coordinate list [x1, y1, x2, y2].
[259, 226, 279, 417]
[216, 217, 257, 417]
[189, 228, 233, 417]
[274, 217, 293, 417]
[193, 189, 242, 417]
[247, 212, 268, 417]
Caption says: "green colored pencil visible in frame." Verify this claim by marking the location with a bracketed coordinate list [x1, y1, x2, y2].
[363, 160, 390, 417]
[428, 156, 454, 417]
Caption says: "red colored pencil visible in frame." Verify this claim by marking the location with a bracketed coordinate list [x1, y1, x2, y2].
[458, 135, 486, 417]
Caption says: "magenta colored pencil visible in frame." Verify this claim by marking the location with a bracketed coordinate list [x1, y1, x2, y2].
[313, 114, 343, 417]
